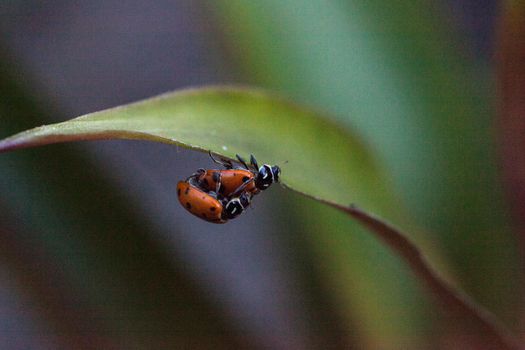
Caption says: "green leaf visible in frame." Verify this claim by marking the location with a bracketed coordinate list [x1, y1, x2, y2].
[0, 87, 393, 213]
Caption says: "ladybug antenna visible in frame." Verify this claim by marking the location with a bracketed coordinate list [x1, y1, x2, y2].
[230, 177, 254, 197]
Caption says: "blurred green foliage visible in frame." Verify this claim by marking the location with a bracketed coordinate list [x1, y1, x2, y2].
[215, 0, 524, 346]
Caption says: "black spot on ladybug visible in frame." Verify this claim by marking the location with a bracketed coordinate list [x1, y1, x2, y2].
[186, 202, 191, 209]
[177, 189, 181, 196]
[210, 207, 216, 212]
[185, 187, 190, 195]
[242, 176, 250, 182]
[233, 173, 237, 177]
[212, 172, 220, 182]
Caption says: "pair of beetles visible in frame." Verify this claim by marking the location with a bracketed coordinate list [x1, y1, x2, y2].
[177, 152, 281, 223]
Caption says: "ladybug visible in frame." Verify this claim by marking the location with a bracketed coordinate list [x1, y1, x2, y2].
[193, 152, 281, 197]
[177, 179, 252, 224]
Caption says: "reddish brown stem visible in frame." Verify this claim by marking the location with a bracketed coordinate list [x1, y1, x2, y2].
[497, 0, 525, 252]
[296, 188, 521, 350]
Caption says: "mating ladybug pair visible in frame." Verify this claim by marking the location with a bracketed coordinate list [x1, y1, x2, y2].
[177, 152, 281, 223]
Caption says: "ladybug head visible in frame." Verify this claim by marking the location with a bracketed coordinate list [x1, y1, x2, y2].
[223, 199, 243, 220]
[255, 164, 281, 190]
[223, 192, 252, 220]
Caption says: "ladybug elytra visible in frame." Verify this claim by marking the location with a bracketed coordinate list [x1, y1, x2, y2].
[177, 181, 225, 223]
[177, 179, 253, 224]
[194, 152, 280, 197]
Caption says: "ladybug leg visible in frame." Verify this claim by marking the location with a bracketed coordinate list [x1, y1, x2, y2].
[250, 154, 259, 170]
[236, 154, 250, 170]
[186, 168, 204, 182]
[230, 177, 254, 198]
[215, 171, 222, 193]
[193, 168, 205, 177]
[208, 150, 223, 165]
[209, 151, 233, 169]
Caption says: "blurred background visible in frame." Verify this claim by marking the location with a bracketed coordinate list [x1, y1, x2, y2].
[0, 0, 523, 349]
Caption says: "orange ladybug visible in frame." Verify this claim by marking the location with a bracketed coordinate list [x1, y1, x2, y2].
[177, 180, 252, 224]
[194, 152, 281, 197]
